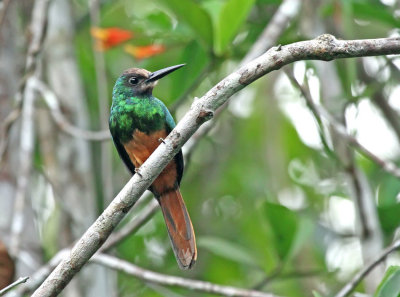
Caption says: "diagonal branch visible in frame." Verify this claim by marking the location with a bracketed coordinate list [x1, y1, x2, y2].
[32, 35, 400, 297]
[334, 239, 400, 297]
[0, 277, 29, 296]
[32, 79, 110, 140]
[285, 69, 400, 179]
[91, 253, 279, 297]
[242, 0, 300, 65]
[100, 198, 159, 252]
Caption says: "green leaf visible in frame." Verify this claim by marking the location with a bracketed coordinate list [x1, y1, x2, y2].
[198, 236, 260, 267]
[264, 202, 298, 261]
[214, 0, 255, 55]
[378, 204, 400, 235]
[158, 0, 213, 48]
[352, 2, 400, 28]
[374, 266, 400, 297]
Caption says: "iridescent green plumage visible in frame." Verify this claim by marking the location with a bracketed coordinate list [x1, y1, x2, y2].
[109, 64, 197, 270]
[109, 68, 182, 182]
[109, 75, 177, 140]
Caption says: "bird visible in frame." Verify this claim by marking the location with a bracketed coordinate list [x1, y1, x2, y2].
[109, 64, 196, 269]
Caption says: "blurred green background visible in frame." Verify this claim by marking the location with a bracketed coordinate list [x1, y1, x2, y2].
[1, 0, 400, 296]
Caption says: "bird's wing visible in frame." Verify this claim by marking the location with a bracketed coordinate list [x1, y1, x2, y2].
[110, 132, 136, 175]
[163, 105, 184, 185]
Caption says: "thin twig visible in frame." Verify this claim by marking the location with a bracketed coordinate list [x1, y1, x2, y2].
[32, 35, 400, 297]
[334, 239, 400, 297]
[242, 0, 301, 65]
[0, 277, 29, 296]
[100, 198, 159, 252]
[6, 193, 155, 296]
[288, 65, 386, 290]
[92, 253, 279, 297]
[359, 60, 400, 145]
[32, 78, 110, 141]
[285, 69, 400, 179]
[3, 249, 69, 297]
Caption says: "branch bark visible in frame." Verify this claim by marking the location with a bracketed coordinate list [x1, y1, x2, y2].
[32, 35, 400, 296]
[91, 253, 279, 297]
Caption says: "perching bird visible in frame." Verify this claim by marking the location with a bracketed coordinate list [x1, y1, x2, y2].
[109, 64, 196, 269]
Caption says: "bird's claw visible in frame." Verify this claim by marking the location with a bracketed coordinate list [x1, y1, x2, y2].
[134, 168, 142, 177]
[158, 138, 166, 144]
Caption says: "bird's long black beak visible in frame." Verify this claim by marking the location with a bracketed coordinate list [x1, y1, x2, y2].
[146, 64, 185, 83]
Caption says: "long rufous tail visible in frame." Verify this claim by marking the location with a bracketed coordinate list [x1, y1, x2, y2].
[158, 188, 197, 270]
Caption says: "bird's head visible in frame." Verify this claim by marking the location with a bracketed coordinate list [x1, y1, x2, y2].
[114, 64, 185, 98]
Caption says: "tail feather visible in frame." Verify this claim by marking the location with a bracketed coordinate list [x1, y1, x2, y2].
[158, 189, 197, 270]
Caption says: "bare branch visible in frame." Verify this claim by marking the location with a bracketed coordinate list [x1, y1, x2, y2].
[285, 69, 400, 179]
[100, 199, 159, 252]
[4, 249, 69, 297]
[0, 277, 29, 296]
[91, 253, 279, 297]
[32, 78, 111, 141]
[242, 0, 300, 64]
[32, 35, 400, 296]
[334, 239, 400, 297]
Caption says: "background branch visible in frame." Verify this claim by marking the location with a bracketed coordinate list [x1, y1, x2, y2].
[10, 0, 51, 256]
[0, 277, 29, 296]
[92, 253, 280, 297]
[334, 239, 400, 297]
[284, 69, 400, 179]
[33, 78, 110, 141]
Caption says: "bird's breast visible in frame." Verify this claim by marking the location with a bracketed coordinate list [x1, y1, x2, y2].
[123, 129, 168, 167]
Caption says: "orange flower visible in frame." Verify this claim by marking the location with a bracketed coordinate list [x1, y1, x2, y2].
[124, 44, 166, 60]
[91, 27, 134, 51]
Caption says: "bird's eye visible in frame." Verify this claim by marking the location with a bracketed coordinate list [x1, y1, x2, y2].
[129, 77, 138, 85]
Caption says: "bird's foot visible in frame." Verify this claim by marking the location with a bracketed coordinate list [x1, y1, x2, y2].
[158, 138, 166, 144]
[134, 168, 142, 177]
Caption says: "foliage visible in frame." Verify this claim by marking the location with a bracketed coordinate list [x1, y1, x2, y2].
[1, 0, 400, 296]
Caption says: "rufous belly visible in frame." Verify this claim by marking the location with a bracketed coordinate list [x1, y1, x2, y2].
[123, 129, 178, 195]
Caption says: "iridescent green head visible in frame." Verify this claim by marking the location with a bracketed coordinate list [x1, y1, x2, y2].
[112, 64, 185, 99]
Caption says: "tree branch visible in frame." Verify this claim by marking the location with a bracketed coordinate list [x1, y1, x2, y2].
[242, 0, 300, 64]
[285, 69, 400, 179]
[100, 199, 159, 252]
[32, 35, 400, 296]
[32, 78, 111, 141]
[334, 239, 400, 297]
[0, 277, 29, 296]
[91, 253, 279, 297]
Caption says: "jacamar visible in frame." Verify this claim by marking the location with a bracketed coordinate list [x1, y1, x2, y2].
[109, 64, 197, 269]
